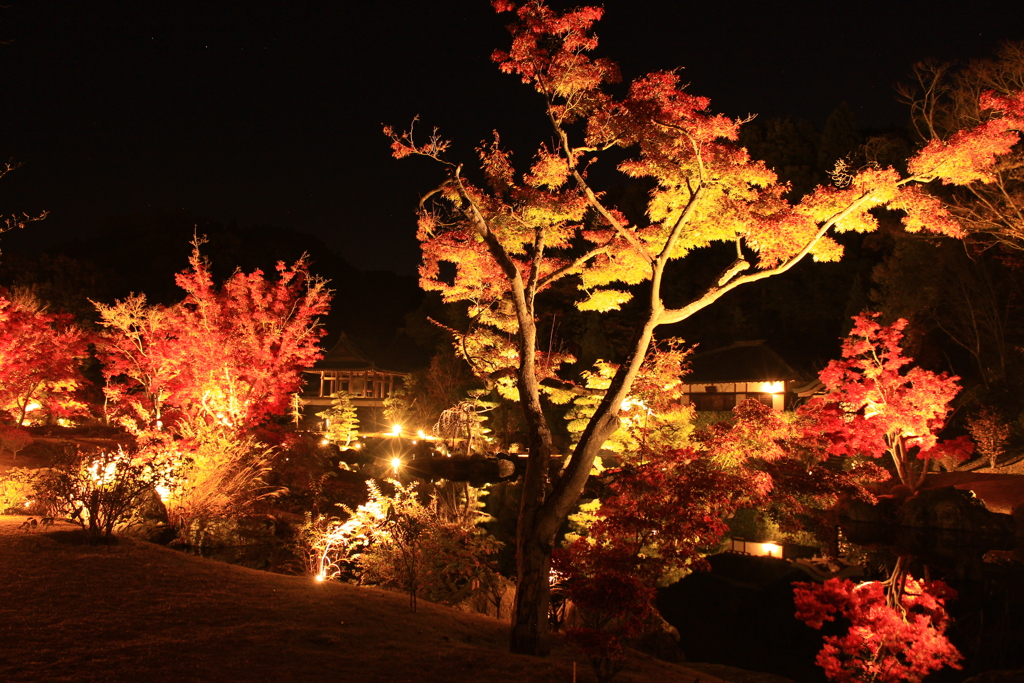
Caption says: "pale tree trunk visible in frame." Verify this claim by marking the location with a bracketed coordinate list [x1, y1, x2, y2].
[510, 319, 658, 655]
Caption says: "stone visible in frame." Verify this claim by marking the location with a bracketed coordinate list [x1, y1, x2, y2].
[898, 486, 1016, 536]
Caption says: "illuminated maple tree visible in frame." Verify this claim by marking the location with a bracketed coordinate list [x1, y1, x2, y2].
[94, 241, 331, 435]
[388, 1, 1021, 654]
[794, 558, 961, 683]
[0, 289, 89, 426]
[556, 399, 882, 678]
[800, 314, 973, 492]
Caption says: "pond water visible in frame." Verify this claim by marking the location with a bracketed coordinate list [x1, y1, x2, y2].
[658, 522, 1024, 682]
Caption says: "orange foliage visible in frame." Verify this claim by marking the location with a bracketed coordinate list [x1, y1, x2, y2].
[386, 1, 1022, 655]
[95, 242, 330, 434]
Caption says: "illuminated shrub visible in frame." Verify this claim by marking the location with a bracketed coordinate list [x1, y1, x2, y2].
[35, 446, 169, 541]
[0, 467, 43, 514]
[299, 479, 500, 611]
[140, 422, 282, 533]
[317, 391, 359, 448]
[967, 406, 1010, 468]
[0, 425, 33, 460]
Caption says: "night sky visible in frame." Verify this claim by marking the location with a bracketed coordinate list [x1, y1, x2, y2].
[0, 1, 1020, 276]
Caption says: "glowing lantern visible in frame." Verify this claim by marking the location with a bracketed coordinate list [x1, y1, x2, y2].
[758, 381, 785, 394]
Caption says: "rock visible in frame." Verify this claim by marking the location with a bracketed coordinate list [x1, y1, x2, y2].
[135, 487, 170, 525]
[898, 486, 1016, 536]
[121, 487, 175, 543]
[636, 610, 685, 663]
[123, 521, 177, 544]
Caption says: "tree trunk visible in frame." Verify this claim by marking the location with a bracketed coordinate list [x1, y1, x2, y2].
[509, 319, 656, 656]
[510, 518, 554, 655]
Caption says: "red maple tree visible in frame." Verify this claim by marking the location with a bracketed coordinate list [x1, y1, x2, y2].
[799, 313, 973, 492]
[388, 1, 1020, 654]
[794, 558, 962, 683]
[0, 290, 89, 426]
[95, 241, 331, 435]
[556, 399, 884, 677]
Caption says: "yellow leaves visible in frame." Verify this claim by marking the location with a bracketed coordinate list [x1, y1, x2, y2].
[808, 236, 844, 263]
[541, 384, 577, 405]
[478, 133, 516, 194]
[494, 376, 521, 402]
[576, 288, 633, 312]
[580, 360, 616, 390]
[516, 191, 587, 229]
[524, 148, 570, 189]
[578, 247, 650, 289]
[850, 166, 900, 205]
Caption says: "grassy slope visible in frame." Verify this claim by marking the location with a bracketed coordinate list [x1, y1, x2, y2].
[0, 516, 737, 683]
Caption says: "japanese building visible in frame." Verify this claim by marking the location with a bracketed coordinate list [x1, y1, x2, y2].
[680, 340, 819, 412]
[300, 333, 408, 433]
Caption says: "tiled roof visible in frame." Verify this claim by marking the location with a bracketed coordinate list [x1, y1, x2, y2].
[312, 333, 402, 373]
[685, 340, 804, 384]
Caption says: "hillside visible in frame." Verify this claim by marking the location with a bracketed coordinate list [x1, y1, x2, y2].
[0, 516, 762, 683]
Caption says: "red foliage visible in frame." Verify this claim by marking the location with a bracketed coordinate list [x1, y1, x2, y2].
[908, 89, 1024, 185]
[0, 291, 89, 425]
[557, 399, 881, 631]
[799, 314, 971, 491]
[95, 243, 331, 433]
[794, 564, 962, 683]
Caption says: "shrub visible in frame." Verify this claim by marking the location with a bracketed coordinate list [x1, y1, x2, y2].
[0, 425, 33, 459]
[317, 391, 359, 448]
[143, 421, 283, 531]
[0, 467, 43, 514]
[35, 446, 167, 541]
[968, 406, 1010, 468]
[300, 479, 500, 612]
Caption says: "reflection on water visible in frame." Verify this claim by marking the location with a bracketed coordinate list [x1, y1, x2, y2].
[659, 521, 1024, 682]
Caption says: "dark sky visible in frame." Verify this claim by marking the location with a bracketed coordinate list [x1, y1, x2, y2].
[0, 1, 1020, 275]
